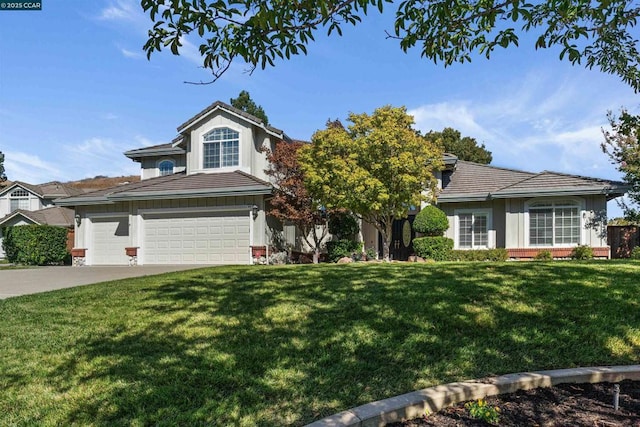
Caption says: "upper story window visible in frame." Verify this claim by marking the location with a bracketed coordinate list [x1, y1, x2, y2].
[158, 160, 175, 176]
[528, 200, 580, 246]
[203, 127, 239, 169]
[10, 189, 30, 212]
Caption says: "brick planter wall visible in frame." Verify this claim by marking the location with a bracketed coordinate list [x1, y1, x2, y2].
[507, 247, 610, 259]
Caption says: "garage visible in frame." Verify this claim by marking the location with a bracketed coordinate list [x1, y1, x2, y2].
[90, 216, 130, 265]
[142, 211, 250, 264]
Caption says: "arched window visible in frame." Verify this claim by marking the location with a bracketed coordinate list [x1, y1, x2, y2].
[528, 199, 581, 246]
[203, 127, 239, 169]
[158, 160, 175, 176]
[10, 189, 30, 211]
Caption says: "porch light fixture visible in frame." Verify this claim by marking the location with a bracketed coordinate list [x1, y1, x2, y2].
[252, 205, 259, 219]
[75, 214, 81, 227]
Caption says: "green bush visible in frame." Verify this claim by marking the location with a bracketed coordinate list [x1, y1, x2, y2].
[413, 205, 449, 236]
[631, 246, 640, 260]
[326, 239, 363, 262]
[2, 225, 69, 265]
[328, 212, 359, 240]
[450, 248, 508, 261]
[412, 236, 453, 261]
[534, 250, 553, 261]
[570, 245, 594, 260]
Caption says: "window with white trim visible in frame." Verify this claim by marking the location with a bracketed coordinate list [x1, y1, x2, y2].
[528, 200, 580, 246]
[10, 189, 30, 211]
[458, 212, 489, 249]
[203, 128, 239, 169]
[158, 160, 175, 176]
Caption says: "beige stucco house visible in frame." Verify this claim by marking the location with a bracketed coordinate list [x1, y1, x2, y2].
[55, 100, 627, 265]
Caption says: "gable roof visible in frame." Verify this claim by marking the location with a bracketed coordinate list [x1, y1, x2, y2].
[55, 171, 272, 206]
[0, 181, 83, 199]
[438, 160, 627, 202]
[176, 100, 291, 141]
[0, 207, 74, 227]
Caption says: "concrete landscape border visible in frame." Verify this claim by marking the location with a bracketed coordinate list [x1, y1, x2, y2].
[305, 365, 640, 427]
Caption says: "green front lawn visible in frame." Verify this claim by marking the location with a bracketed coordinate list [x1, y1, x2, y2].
[1, 262, 639, 426]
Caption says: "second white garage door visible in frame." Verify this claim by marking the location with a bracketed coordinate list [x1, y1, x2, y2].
[142, 211, 250, 265]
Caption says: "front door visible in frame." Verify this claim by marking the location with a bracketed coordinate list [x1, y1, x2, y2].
[380, 215, 415, 261]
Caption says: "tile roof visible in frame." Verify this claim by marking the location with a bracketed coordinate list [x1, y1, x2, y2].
[439, 161, 534, 198]
[0, 181, 82, 198]
[0, 207, 74, 227]
[56, 171, 272, 205]
[439, 160, 628, 201]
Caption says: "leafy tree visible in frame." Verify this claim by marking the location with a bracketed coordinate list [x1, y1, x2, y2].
[263, 140, 327, 263]
[425, 128, 492, 164]
[141, 0, 640, 89]
[0, 151, 6, 183]
[299, 105, 442, 261]
[601, 109, 640, 220]
[230, 90, 269, 125]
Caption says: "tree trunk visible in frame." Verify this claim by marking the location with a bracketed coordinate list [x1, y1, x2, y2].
[313, 247, 320, 264]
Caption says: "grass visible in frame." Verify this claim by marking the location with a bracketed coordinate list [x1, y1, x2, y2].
[0, 261, 639, 426]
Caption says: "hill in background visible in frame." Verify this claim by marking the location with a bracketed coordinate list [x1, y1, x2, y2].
[65, 175, 140, 192]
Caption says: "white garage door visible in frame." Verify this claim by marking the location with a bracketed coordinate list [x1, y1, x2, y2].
[143, 211, 250, 265]
[91, 216, 130, 265]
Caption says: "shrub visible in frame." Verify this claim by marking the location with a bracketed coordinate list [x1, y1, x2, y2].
[413, 205, 449, 236]
[450, 248, 508, 261]
[328, 212, 359, 240]
[465, 399, 500, 424]
[570, 245, 593, 260]
[2, 225, 69, 265]
[631, 246, 640, 260]
[326, 239, 362, 262]
[534, 250, 553, 261]
[365, 247, 377, 261]
[412, 236, 453, 261]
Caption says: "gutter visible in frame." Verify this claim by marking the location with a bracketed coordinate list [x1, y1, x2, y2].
[107, 186, 273, 202]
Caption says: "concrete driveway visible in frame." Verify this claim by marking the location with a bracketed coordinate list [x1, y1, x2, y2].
[0, 265, 208, 299]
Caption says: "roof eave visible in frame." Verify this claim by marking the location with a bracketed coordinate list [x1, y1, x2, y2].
[124, 147, 186, 160]
[0, 211, 40, 226]
[107, 186, 273, 201]
[54, 197, 113, 207]
[491, 186, 626, 199]
[437, 193, 491, 203]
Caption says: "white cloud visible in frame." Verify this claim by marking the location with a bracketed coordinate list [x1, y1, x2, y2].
[3, 151, 62, 183]
[99, 0, 139, 22]
[409, 73, 628, 181]
[102, 112, 119, 120]
[120, 47, 142, 59]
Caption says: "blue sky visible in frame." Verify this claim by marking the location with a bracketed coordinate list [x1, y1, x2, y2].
[0, 0, 638, 216]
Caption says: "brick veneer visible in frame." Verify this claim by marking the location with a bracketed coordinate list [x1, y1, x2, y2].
[507, 247, 610, 259]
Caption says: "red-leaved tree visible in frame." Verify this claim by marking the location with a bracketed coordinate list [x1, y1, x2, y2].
[264, 140, 328, 263]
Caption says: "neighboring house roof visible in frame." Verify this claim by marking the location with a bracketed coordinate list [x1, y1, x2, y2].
[0, 207, 74, 228]
[438, 160, 627, 202]
[0, 180, 82, 198]
[176, 100, 291, 141]
[55, 171, 272, 206]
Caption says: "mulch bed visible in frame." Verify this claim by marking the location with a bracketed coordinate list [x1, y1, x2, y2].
[388, 380, 640, 426]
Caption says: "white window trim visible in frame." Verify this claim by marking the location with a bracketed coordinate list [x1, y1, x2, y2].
[9, 188, 32, 212]
[454, 208, 494, 250]
[524, 197, 586, 248]
[199, 125, 242, 172]
[157, 158, 175, 177]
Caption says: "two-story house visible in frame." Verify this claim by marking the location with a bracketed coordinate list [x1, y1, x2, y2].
[56, 100, 627, 265]
[57, 101, 286, 265]
[0, 181, 81, 258]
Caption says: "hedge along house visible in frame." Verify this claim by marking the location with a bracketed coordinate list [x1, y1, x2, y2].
[435, 158, 628, 259]
[56, 101, 288, 266]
